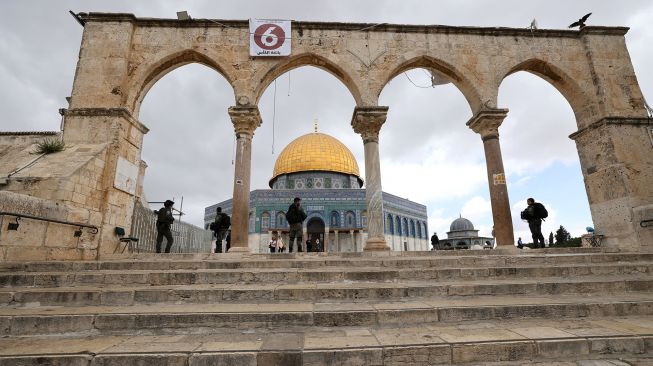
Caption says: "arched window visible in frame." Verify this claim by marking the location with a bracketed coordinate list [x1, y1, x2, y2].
[330, 211, 339, 227]
[396, 216, 402, 236]
[417, 221, 422, 238]
[261, 212, 270, 231]
[410, 220, 416, 238]
[361, 211, 368, 228]
[387, 214, 394, 234]
[276, 212, 287, 228]
[345, 211, 355, 227]
[402, 218, 408, 236]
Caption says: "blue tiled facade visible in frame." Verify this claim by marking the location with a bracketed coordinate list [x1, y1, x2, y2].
[205, 171, 429, 252]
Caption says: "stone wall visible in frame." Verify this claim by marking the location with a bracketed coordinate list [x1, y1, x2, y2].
[0, 191, 97, 261]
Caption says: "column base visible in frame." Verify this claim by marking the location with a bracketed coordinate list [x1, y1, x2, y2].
[364, 237, 391, 251]
[495, 245, 523, 254]
[227, 246, 250, 253]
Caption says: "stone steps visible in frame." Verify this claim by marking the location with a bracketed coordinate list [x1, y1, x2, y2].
[1, 275, 651, 306]
[0, 315, 651, 365]
[1, 261, 651, 288]
[1, 250, 649, 273]
[2, 250, 652, 365]
[1, 294, 652, 336]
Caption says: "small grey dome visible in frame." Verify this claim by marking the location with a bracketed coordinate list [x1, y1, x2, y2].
[450, 217, 474, 232]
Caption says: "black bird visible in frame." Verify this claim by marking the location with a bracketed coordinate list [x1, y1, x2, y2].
[569, 13, 592, 29]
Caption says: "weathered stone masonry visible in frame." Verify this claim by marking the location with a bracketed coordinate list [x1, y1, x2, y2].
[2, 12, 650, 259]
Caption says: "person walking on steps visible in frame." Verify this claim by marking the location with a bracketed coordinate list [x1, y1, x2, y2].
[286, 197, 307, 253]
[210, 207, 231, 253]
[520, 198, 548, 248]
[155, 200, 175, 253]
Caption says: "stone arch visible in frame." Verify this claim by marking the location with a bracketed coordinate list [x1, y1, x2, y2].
[377, 55, 484, 114]
[499, 58, 592, 126]
[127, 49, 236, 118]
[253, 53, 363, 105]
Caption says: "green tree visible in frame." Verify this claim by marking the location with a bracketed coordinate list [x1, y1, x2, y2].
[555, 225, 571, 244]
[548, 232, 554, 245]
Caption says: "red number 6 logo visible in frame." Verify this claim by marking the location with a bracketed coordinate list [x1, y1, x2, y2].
[254, 24, 286, 50]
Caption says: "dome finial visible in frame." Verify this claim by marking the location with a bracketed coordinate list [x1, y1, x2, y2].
[313, 118, 319, 133]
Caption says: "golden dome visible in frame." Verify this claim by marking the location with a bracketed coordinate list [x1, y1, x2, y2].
[270, 132, 361, 186]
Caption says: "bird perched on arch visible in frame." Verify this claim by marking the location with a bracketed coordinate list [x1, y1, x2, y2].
[569, 13, 592, 29]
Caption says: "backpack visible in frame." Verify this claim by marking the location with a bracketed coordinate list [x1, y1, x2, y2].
[534, 203, 548, 219]
[220, 214, 231, 229]
[286, 206, 298, 224]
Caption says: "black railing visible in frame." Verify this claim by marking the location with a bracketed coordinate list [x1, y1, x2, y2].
[0, 211, 99, 235]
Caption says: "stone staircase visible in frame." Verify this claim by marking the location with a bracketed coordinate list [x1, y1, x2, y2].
[1, 248, 652, 365]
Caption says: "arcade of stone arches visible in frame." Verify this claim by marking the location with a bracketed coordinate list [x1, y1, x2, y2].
[63, 13, 652, 254]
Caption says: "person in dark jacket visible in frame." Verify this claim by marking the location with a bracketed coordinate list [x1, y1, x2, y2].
[155, 200, 175, 253]
[211, 207, 231, 253]
[521, 198, 546, 248]
[430, 232, 440, 250]
[286, 197, 307, 253]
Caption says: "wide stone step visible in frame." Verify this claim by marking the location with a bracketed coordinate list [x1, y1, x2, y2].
[1, 276, 651, 306]
[0, 315, 651, 365]
[2, 262, 651, 288]
[1, 294, 652, 336]
[2, 250, 649, 273]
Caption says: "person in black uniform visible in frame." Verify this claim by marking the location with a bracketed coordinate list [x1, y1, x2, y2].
[286, 197, 307, 253]
[211, 207, 231, 253]
[521, 198, 547, 248]
[155, 200, 175, 253]
[430, 232, 440, 250]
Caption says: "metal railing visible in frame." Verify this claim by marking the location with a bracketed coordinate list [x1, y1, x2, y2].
[0, 211, 98, 235]
[130, 202, 212, 253]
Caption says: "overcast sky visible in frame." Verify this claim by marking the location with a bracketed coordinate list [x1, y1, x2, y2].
[1, 1, 651, 243]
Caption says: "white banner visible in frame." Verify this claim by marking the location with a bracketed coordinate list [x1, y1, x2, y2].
[114, 157, 139, 195]
[249, 19, 291, 56]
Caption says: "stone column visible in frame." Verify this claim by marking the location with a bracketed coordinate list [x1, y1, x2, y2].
[335, 230, 340, 252]
[324, 226, 329, 252]
[227, 106, 262, 252]
[467, 109, 515, 247]
[351, 107, 391, 251]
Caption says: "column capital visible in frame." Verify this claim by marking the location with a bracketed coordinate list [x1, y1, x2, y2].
[351, 106, 389, 143]
[228, 106, 262, 137]
[467, 108, 509, 141]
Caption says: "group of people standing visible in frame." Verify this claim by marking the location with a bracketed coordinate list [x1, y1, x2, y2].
[155, 197, 309, 254]
[266, 197, 324, 253]
[154, 200, 232, 254]
[156, 196, 550, 254]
